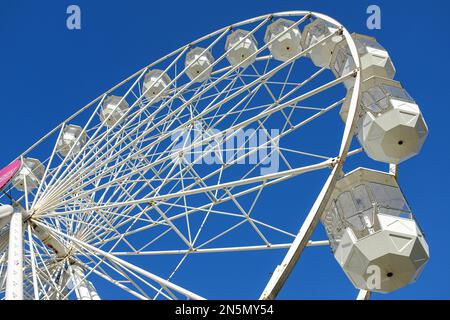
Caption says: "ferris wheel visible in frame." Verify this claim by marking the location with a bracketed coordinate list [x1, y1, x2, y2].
[0, 11, 429, 300]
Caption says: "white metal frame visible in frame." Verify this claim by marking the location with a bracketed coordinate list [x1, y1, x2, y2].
[0, 11, 370, 300]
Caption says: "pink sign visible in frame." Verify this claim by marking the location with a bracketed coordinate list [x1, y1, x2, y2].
[0, 159, 22, 191]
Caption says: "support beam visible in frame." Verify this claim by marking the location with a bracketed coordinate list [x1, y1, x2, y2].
[356, 289, 371, 300]
[5, 209, 24, 300]
[112, 241, 330, 256]
[260, 167, 339, 300]
[389, 163, 398, 178]
[70, 264, 101, 300]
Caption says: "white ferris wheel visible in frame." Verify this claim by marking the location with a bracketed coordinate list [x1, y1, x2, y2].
[0, 11, 429, 300]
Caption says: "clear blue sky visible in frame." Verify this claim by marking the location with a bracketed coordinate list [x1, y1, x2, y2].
[0, 0, 449, 299]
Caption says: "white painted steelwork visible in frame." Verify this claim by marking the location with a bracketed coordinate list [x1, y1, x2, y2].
[5, 209, 23, 300]
[0, 11, 428, 300]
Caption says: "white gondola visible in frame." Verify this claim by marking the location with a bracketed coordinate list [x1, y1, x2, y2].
[264, 18, 302, 62]
[185, 47, 214, 82]
[341, 76, 428, 164]
[56, 124, 87, 157]
[225, 29, 258, 68]
[142, 69, 171, 103]
[100, 95, 130, 127]
[301, 18, 343, 68]
[321, 168, 429, 293]
[330, 33, 396, 89]
[11, 158, 44, 193]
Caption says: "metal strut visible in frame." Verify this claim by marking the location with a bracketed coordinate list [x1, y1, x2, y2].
[70, 264, 101, 300]
[5, 208, 24, 300]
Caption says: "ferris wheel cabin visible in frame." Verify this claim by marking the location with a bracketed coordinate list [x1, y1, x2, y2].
[11, 158, 44, 193]
[321, 168, 429, 293]
[264, 19, 303, 62]
[185, 47, 215, 82]
[225, 29, 258, 68]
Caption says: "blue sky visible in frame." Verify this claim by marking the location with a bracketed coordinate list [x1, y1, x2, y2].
[1, 0, 449, 299]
